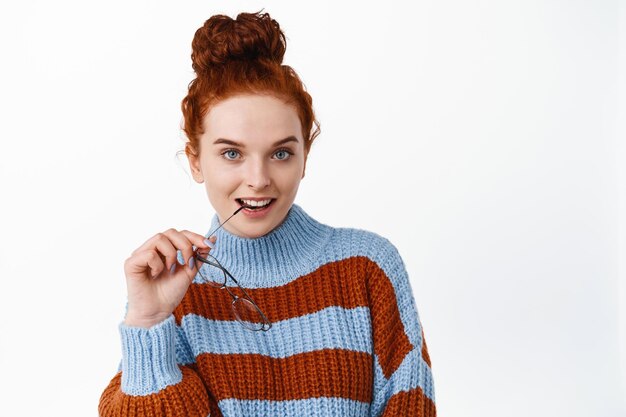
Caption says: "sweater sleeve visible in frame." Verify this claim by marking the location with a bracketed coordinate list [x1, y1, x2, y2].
[367, 237, 436, 417]
[98, 313, 212, 417]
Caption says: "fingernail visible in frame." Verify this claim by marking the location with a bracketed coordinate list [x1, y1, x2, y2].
[170, 263, 176, 274]
[188, 257, 194, 269]
[204, 239, 214, 248]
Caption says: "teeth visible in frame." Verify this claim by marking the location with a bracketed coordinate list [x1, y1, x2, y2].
[241, 199, 272, 207]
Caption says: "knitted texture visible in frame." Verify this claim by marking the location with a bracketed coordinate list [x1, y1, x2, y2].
[99, 204, 436, 416]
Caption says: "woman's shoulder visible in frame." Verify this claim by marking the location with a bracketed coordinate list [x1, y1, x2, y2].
[324, 225, 405, 271]
[330, 224, 392, 247]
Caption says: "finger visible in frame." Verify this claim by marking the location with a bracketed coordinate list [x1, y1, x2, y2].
[161, 229, 200, 271]
[145, 250, 167, 278]
[132, 229, 215, 258]
[203, 234, 217, 249]
[131, 233, 163, 257]
[184, 230, 216, 251]
[193, 235, 217, 260]
[143, 232, 179, 271]
[181, 230, 217, 262]
[125, 249, 166, 279]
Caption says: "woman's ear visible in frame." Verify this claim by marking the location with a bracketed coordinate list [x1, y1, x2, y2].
[188, 153, 204, 183]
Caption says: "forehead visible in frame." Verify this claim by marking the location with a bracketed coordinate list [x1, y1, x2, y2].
[203, 94, 302, 144]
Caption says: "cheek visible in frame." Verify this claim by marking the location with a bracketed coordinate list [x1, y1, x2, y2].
[203, 165, 232, 193]
[275, 170, 302, 193]
[278, 158, 304, 185]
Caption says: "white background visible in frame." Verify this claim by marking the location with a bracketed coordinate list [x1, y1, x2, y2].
[0, 1, 624, 416]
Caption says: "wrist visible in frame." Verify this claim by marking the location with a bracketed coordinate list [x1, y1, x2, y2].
[124, 312, 171, 328]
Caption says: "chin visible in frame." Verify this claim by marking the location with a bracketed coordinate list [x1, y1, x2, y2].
[237, 225, 273, 239]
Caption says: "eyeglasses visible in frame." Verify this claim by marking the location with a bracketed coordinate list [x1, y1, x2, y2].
[192, 206, 272, 332]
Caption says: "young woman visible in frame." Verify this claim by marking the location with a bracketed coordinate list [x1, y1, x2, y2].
[99, 10, 436, 417]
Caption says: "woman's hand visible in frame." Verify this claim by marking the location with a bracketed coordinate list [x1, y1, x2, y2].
[123, 229, 216, 328]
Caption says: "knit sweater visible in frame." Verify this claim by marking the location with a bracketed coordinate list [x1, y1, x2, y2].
[99, 203, 436, 417]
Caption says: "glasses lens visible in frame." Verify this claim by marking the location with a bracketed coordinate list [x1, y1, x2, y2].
[195, 250, 226, 288]
[233, 298, 269, 331]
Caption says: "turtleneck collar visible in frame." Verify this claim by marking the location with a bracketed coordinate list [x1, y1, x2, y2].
[202, 203, 334, 288]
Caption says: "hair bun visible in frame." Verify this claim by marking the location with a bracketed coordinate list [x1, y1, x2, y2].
[191, 10, 286, 73]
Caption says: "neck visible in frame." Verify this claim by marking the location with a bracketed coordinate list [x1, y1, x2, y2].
[204, 203, 333, 287]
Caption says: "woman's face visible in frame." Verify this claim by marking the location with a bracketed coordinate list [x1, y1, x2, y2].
[189, 94, 307, 238]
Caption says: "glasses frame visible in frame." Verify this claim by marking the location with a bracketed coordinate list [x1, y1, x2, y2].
[194, 249, 272, 332]
[191, 204, 272, 332]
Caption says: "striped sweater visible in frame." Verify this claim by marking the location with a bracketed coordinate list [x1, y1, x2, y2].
[99, 203, 436, 416]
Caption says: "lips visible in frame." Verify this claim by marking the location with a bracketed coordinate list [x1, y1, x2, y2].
[236, 198, 276, 209]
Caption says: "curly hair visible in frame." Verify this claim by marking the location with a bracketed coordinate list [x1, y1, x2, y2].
[180, 10, 321, 159]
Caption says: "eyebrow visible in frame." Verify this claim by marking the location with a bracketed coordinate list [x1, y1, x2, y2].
[212, 136, 299, 147]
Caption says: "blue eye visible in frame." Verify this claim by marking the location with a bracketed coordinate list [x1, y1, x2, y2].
[274, 148, 293, 160]
[221, 149, 240, 160]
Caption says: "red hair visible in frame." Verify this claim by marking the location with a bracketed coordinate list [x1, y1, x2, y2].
[180, 10, 321, 159]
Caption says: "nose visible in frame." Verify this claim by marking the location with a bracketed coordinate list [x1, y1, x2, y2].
[245, 158, 271, 190]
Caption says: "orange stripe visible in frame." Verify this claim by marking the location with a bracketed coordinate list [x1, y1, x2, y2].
[98, 367, 211, 417]
[367, 261, 414, 379]
[379, 386, 437, 417]
[195, 349, 373, 403]
[174, 256, 371, 325]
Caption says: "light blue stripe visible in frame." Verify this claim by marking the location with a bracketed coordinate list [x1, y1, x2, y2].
[174, 322, 195, 365]
[182, 306, 373, 358]
[217, 397, 370, 417]
[389, 349, 435, 399]
[371, 349, 435, 417]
